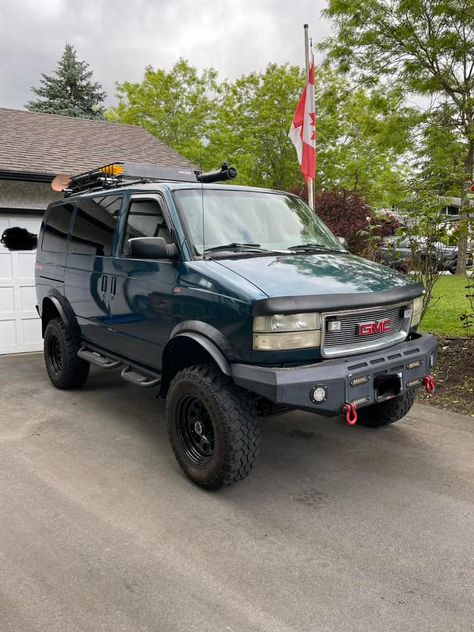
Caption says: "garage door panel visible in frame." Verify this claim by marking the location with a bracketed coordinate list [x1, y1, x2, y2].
[19, 285, 37, 312]
[0, 287, 15, 312]
[18, 252, 37, 278]
[0, 253, 13, 280]
[0, 320, 17, 348]
[21, 318, 42, 346]
[0, 213, 43, 354]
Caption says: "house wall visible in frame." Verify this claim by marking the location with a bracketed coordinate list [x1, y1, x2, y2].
[0, 180, 61, 211]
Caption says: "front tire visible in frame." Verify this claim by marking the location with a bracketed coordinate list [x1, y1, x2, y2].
[44, 318, 89, 389]
[356, 390, 416, 428]
[166, 365, 260, 489]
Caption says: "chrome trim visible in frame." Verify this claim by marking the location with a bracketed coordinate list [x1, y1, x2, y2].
[321, 301, 412, 359]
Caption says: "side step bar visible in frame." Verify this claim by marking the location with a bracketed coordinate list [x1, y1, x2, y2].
[78, 347, 121, 369]
[120, 366, 161, 389]
[78, 346, 161, 389]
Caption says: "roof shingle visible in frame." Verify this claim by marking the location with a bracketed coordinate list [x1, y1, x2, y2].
[0, 107, 193, 177]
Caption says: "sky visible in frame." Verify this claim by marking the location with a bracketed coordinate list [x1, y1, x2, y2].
[0, 0, 330, 110]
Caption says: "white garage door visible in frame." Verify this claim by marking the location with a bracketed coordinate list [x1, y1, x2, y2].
[0, 214, 43, 354]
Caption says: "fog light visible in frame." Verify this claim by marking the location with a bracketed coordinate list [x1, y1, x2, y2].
[352, 396, 370, 406]
[311, 385, 327, 403]
[350, 375, 370, 387]
[327, 320, 342, 332]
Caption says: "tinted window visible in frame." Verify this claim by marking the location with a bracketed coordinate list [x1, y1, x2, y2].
[42, 202, 74, 253]
[70, 195, 121, 256]
[123, 199, 171, 254]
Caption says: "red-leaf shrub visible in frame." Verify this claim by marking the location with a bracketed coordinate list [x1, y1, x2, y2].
[313, 189, 400, 256]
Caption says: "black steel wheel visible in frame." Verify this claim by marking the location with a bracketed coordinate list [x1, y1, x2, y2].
[166, 365, 260, 489]
[44, 318, 89, 389]
[47, 333, 63, 376]
[176, 395, 215, 467]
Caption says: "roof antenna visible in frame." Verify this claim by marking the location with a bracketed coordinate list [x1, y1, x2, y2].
[200, 135, 210, 257]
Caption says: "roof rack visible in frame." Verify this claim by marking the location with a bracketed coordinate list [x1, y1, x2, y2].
[56, 161, 238, 196]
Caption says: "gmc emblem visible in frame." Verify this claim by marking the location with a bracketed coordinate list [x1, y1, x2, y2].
[357, 319, 391, 336]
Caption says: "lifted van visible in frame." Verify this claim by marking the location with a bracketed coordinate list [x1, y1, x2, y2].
[4, 162, 437, 489]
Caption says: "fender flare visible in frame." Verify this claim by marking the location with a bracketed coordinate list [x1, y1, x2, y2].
[169, 320, 240, 362]
[41, 292, 80, 337]
[171, 332, 231, 376]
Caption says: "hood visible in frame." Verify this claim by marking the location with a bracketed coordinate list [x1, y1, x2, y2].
[215, 252, 412, 298]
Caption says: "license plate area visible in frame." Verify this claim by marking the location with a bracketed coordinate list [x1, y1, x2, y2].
[374, 373, 402, 402]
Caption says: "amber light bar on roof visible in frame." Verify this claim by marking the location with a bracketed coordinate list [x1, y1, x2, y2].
[57, 161, 198, 196]
[52, 161, 237, 196]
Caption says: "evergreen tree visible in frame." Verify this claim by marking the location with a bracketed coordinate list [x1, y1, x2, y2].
[26, 44, 106, 120]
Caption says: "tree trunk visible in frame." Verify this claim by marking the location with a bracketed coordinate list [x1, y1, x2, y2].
[455, 138, 474, 275]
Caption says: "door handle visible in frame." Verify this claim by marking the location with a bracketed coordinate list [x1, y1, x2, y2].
[100, 275, 108, 297]
[110, 276, 117, 299]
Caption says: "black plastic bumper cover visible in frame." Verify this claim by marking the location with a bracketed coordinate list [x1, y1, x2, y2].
[231, 333, 438, 416]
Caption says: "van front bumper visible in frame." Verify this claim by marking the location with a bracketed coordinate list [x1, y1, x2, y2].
[231, 333, 437, 416]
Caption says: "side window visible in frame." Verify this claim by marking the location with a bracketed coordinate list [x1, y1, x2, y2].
[122, 198, 172, 255]
[42, 202, 75, 253]
[69, 195, 121, 256]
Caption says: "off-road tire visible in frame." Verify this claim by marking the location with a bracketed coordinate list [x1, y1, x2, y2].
[166, 365, 260, 489]
[356, 390, 416, 428]
[44, 318, 89, 389]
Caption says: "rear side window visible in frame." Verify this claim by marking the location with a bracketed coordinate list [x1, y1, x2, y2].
[69, 195, 121, 256]
[42, 202, 75, 253]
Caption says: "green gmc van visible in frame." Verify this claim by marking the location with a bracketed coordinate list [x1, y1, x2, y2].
[2, 162, 437, 489]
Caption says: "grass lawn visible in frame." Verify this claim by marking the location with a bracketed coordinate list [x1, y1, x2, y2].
[420, 275, 472, 337]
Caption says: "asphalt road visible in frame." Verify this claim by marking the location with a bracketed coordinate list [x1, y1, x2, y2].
[0, 353, 473, 632]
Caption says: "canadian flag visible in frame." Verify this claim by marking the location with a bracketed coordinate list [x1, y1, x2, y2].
[288, 60, 316, 183]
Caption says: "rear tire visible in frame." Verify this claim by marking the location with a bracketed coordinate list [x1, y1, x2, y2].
[356, 390, 416, 428]
[166, 365, 260, 489]
[44, 318, 89, 389]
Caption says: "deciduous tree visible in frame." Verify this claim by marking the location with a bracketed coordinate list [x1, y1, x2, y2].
[108, 59, 219, 166]
[322, 0, 474, 273]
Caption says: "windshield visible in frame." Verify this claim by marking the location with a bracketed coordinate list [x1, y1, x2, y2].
[174, 189, 344, 255]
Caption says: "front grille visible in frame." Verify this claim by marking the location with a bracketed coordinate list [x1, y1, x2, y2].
[321, 302, 411, 358]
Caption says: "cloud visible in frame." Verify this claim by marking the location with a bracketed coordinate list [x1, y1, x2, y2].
[0, 0, 330, 109]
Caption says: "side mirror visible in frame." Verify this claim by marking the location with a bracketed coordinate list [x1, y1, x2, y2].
[336, 236, 348, 250]
[127, 237, 178, 259]
[1, 227, 37, 251]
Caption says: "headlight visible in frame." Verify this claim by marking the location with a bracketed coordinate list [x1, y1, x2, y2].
[253, 331, 321, 351]
[411, 296, 424, 326]
[253, 312, 321, 350]
[253, 313, 321, 332]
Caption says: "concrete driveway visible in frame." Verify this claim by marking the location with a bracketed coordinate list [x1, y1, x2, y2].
[0, 353, 472, 632]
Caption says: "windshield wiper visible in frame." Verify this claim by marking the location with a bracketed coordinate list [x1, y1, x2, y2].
[204, 242, 264, 253]
[288, 243, 343, 253]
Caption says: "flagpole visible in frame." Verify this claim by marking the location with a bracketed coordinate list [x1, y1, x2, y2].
[303, 24, 314, 211]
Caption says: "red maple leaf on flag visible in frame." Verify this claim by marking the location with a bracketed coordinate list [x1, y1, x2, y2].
[288, 61, 316, 183]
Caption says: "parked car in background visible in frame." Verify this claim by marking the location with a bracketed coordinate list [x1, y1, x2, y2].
[380, 236, 471, 274]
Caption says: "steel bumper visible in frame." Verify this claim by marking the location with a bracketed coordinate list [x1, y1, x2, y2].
[231, 333, 438, 416]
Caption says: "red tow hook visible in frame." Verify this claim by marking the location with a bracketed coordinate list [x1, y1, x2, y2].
[423, 375, 436, 395]
[343, 402, 358, 426]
